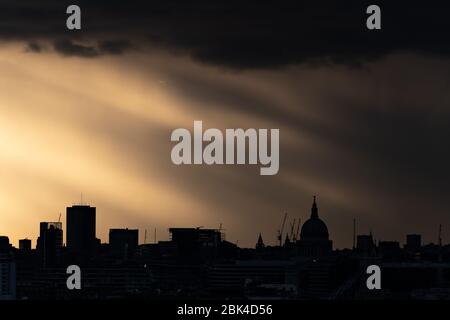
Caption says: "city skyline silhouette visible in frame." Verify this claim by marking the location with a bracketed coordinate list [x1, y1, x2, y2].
[0, 199, 446, 251]
[2, 196, 450, 300]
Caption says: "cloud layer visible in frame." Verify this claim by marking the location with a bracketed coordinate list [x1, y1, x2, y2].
[1, 1, 450, 68]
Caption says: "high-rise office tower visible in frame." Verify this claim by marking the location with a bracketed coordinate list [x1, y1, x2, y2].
[66, 205, 96, 259]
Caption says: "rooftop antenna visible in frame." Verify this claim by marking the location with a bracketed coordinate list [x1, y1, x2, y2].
[439, 224, 442, 247]
[144, 229, 148, 244]
[58, 213, 62, 223]
[218, 223, 226, 240]
[353, 218, 356, 249]
[154, 228, 157, 243]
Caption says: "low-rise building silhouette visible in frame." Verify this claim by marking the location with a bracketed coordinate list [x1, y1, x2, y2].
[109, 228, 139, 260]
[19, 239, 31, 252]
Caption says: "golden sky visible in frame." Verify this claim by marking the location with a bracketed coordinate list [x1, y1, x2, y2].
[1, 41, 450, 249]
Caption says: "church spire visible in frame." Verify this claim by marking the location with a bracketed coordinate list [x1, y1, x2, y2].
[256, 233, 265, 249]
[311, 195, 318, 219]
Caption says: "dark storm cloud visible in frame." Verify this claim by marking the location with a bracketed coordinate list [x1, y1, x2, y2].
[1, 0, 450, 68]
[52, 39, 132, 57]
[53, 39, 100, 57]
[25, 41, 42, 53]
[98, 40, 133, 55]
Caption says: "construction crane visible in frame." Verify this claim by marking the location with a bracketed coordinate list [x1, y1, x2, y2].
[295, 218, 301, 241]
[277, 212, 288, 247]
[290, 218, 301, 242]
[289, 219, 296, 241]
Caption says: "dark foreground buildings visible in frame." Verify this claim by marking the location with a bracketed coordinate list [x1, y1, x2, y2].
[0, 236, 16, 300]
[2, 198, 450, 300]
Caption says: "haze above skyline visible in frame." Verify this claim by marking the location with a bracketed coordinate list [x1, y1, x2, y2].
[1, 1, 450, 248]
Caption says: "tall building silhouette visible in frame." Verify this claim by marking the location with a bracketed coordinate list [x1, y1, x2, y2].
[37, 222, 63, 267]
[66, 205, 96, 259]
